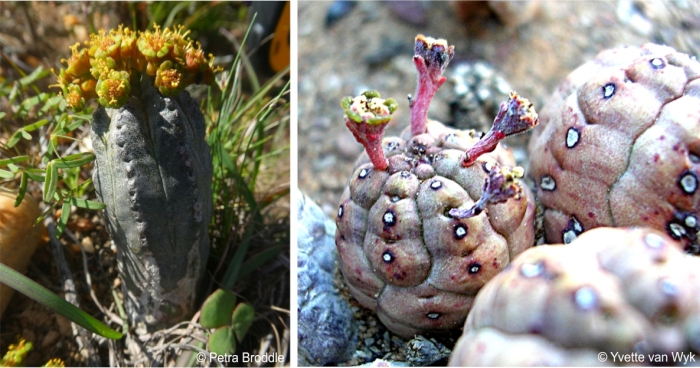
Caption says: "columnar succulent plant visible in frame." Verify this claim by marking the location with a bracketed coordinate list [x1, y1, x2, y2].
[528, 44, 700, 254]
[56, 25, 219, 330]
[449, 227, 700, 366]
[335, 35, 538, 338]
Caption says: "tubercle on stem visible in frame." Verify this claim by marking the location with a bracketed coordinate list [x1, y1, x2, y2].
[462, 91, 538, 167]
[410, 35, 455, 137]
[341, 91, 398, 171]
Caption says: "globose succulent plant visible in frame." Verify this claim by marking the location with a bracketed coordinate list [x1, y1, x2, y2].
[449, 227, 700, 366]
[335, 35, 538, 338]
[528, 44, 700, 254]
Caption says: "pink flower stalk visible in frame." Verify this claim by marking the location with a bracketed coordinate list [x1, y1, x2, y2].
[410, 35, 455, 136]
[341, 91, 398, 171]
[449, 164, 525, 219]
[462, 91, 539, 167]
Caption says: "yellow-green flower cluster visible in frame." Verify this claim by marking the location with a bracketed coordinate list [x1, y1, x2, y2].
[0, 339, 32, 366]
[56, 24, 220, 110]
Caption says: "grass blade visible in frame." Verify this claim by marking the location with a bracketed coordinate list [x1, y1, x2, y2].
[0, 263, 123, 339]
[238, 244, 286, 279]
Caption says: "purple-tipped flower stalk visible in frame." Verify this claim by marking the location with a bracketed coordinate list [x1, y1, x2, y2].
[410, 35, 455, 136]
[462, 91, 539, 167]
[341, 91, 398, 171]
[449, 164, 525, 219]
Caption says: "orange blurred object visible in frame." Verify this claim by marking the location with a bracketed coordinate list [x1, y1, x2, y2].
[0, 192, 44, 318]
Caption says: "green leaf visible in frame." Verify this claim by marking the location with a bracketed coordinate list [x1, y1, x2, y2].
[43, 161, 58, 202]
[6, 131, 21, 148]
[208, 326, 236, 355]
[23, 119, 50, 132]
[19, 94, 46, 112]
[69, 197, 106, 210]
[65, 119, 85, 132]
[52, 153, 95, 169]
[14, 171, 28, 207]
[25, 169, 45, 182]
[7, 82, 19, 102]
[56, 201, 71, 238]
[48, 136, 57, 156]
[0, 155, 28, 166]
[200, 288, 236, 329]
[231, 303, 255, 342]
[238, 244, 286, 279]
[20, 130, 31, 140]
[221, 223, 255, 288]
[18, 66, 49, 87]
[0, 169, 14, 179]
[40, 95, 65, 114]
[0, 111, 6, 120]
[0, 263, 123, 339]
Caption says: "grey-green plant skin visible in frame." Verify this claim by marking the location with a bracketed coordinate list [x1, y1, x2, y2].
[336, 119, 535, 339]
[450, 227, 700, 366]
[91, 74, 213, 331]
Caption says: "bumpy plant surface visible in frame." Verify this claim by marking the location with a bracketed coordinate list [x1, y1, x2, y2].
[335, 35, 538, 338]
[449, 227, 700, 366]
[53, 24, 219, 330]
[528, 43, 700, 254]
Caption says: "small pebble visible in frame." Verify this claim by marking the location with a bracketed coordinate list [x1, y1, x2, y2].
[41, 330, 60, 349]
[55, 315, 73, 336]
[81, 236, 95, 253]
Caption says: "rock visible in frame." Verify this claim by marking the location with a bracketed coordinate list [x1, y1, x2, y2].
[0, 192, 44, 318]
[55, 315, 73, 336]
[41, 330, 59, 349]
[405, 336, 451, 366]
[80, 236, 94, 254]
[488, 0, 540, 29]
[297, 189, 357, 366]
[444, 61, 513, 136]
